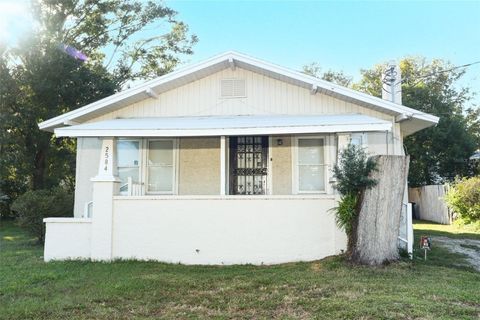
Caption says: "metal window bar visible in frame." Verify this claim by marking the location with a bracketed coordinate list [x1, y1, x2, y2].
[230, 136, 268, 195]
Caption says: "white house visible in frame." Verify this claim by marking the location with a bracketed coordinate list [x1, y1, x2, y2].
[39, 51, 438, 264]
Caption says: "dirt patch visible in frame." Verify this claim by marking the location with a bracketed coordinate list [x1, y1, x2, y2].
[432, 236, 480, 271]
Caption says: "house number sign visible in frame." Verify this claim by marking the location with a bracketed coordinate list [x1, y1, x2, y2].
[103, 146, 110, 172]
[96, 139, 115, 178]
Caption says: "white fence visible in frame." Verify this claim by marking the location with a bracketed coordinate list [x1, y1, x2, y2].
[408, 185, 452, 225]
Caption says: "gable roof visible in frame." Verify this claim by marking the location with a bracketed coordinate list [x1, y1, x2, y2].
[38, 51, 439, 135]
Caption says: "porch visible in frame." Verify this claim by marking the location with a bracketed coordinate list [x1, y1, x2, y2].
[44, 114, 394, 263]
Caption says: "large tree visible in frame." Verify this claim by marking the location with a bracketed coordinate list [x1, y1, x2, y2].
[355, 58, 478, 186]
[0, 0, 197, 210]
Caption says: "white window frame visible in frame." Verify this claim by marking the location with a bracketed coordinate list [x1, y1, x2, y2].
[116, 138, 179, 196]
[292, 135, 328, 194]
[117, 138, 142, 196]
[350, 132, 368, 151]
[144, 138, 179, 195]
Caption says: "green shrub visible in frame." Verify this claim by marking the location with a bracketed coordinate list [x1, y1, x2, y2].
[333, 144, 377, 196]
[445, 177, 480, 223]
[331, 144, 377, 253]
[11, 188, 73, 243]
[334, 193, 357, 235]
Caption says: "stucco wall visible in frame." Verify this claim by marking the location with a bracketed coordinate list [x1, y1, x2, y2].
[178, 137, 220, 195]
[74, 137, 101, 218]
[271, 136, 292, 195]
[111, 196, 344, 265]
[43, 218, 91, 261]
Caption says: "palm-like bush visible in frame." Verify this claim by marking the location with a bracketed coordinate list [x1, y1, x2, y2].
[332, 144, 377, 253]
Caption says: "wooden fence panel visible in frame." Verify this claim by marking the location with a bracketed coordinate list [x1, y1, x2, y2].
[408, 185, 451, 225]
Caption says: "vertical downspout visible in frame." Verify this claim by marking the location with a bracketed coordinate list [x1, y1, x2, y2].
[385, 130, 389, 155]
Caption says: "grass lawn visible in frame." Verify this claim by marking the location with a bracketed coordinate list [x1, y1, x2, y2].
[414, 219, 480, 240]
[1, 220, 479, 320]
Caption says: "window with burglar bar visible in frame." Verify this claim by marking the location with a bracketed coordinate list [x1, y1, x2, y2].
[229, 136, 268, 195]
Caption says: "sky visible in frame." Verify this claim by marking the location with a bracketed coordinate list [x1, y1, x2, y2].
[1, 0, 479, 103]
[165, 0, 480, 103]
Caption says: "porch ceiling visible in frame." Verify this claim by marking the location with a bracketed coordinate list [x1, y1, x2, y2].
[54, 114, 392, 137]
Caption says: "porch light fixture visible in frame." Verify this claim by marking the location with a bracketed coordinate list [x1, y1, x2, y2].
[276, 139, 283, 146]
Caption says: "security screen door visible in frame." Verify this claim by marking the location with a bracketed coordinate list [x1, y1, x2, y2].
[229, 136, 268, 195]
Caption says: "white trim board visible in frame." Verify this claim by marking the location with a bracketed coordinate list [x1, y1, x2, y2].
[117, 137, 179, 196]
[291, 135, 331, 195]
[54, 114, 393, 137]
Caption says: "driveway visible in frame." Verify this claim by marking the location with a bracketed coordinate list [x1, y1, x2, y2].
[433, 236, 480, 271]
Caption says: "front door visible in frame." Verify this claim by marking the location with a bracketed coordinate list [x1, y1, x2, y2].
[229, 136, 269, 195]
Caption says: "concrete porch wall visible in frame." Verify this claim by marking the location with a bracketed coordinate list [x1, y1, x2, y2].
[43, 196, 347, 264]
[43, 218, 92, 261]
[111, 196, 346, 265]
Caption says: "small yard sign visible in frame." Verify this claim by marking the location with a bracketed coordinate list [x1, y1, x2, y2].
[420, 236, 431, 260]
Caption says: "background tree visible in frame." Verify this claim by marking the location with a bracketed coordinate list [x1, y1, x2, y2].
[0, 0, 197, 216]
[466, 106, 480, 149]
[303, 62, 352, 87]
[354, 57, 478, 186]
[304, 58, 479, 186]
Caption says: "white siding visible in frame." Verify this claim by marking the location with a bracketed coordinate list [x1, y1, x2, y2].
[88, 68, 393, 122]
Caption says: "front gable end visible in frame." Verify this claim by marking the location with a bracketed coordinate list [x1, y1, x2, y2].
[88, 67, 393, 123]
[39, 51, 438, 136]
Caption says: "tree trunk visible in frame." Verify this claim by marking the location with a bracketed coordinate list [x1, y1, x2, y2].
[33, 149, 46, 190]
[351, 155, 410, 265]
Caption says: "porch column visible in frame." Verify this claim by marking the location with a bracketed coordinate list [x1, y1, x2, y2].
[90, 137, 120, 261]
[220, 136, 227, 195]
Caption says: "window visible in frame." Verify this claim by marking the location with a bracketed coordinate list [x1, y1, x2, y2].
[116, 138, 177, 195]
[117, 140, 140, 193]
[295, 137, 326, 193]
[146, 139, 176, 193]
[350, 133, 366, 147]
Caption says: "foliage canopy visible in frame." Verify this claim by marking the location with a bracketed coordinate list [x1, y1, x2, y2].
[0, 0, 197, 215]
[305, 57, 480, 186]
[355, 57, 478, 186]
[445, 176, 480, 223]
[302, 62, 352, 87]
[11, 188, 73, 242]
